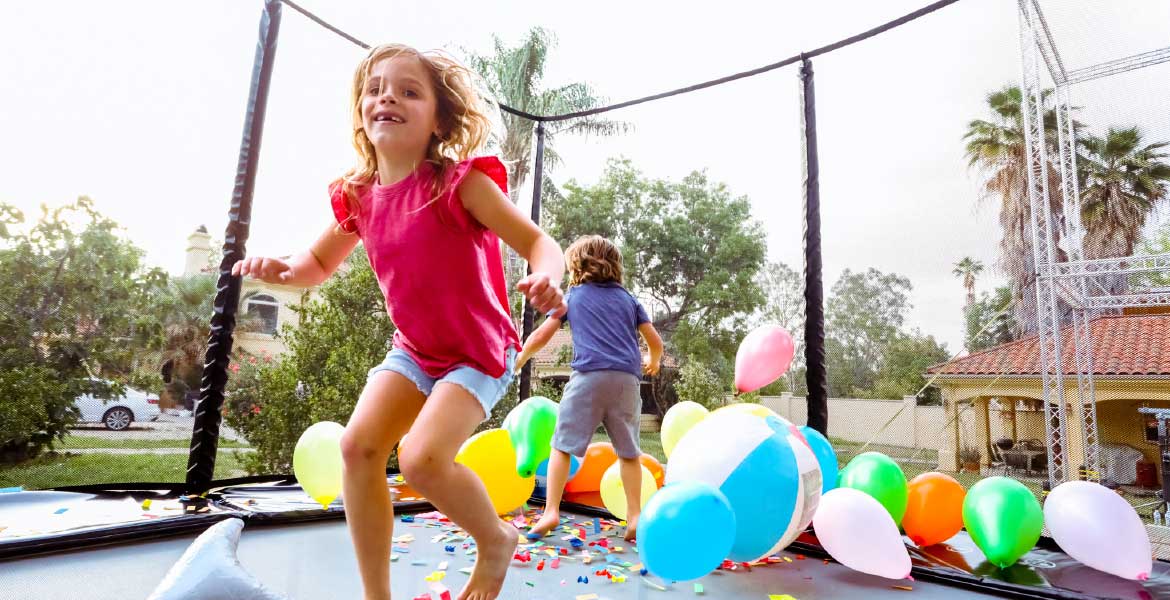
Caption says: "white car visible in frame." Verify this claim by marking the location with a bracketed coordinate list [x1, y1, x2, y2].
[73, 380, 161, 431]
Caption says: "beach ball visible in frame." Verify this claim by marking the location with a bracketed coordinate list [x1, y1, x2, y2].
[666, 411, 820, 562]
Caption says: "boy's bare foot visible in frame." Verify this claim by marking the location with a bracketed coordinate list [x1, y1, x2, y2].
[623, 514, 638, 542]
[457, 520, 518, 600]
[525, 510, 561, 540]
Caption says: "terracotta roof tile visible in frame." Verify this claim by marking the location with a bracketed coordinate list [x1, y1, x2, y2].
[927, 314, 1170, 376]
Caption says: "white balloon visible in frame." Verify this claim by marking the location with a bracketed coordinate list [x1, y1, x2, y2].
[813, 488, 911, 580]
[1045, 481, 1152, 581]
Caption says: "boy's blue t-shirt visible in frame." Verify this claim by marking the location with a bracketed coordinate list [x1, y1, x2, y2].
[559, 282, 650, 377]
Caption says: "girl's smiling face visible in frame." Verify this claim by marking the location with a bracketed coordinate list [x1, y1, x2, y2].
[360, 55, 440, 162]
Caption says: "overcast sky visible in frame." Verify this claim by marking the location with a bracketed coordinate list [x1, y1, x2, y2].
[3, 0, 1168, 352]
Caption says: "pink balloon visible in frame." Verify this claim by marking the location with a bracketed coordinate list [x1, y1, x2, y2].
[734, 325, 795, 393]
[814, 488, 912, 579]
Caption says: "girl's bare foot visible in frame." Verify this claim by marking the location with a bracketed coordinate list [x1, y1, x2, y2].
[525, 510, 561, 540]
[457, 520, 518, 600]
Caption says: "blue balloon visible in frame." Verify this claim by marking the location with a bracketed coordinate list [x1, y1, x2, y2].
[535, 454, 581, 479]
[799, 425, 838, 494]
[640, 481, 736, 582]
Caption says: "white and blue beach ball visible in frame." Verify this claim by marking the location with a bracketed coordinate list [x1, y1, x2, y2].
[665, 411, 820, 562]
[763, 416, 823, 555]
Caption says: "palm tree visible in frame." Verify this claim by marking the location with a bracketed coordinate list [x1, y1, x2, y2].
[1080, 127, 1170, 261]
[467, 28, 630, 202]
[964, 85, 1070, 338]
[952, 257, 984, 308]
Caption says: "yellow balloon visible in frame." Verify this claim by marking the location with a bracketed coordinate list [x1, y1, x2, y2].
[599, 462, 658, 521]
[661, 401, 709, 459]
[455, 428, 535, 515]
[713, 401, 781, 420]
[293, 421, 345, 509]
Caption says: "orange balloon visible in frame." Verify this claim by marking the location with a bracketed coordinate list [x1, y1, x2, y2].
[566, 442, 617, 493]
[903, 472, 966, 547]
[639, 454, 665, 488]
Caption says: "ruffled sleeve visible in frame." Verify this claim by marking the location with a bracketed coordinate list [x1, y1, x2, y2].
[330, 180, 360, 234]
[444, 156, 509, 231]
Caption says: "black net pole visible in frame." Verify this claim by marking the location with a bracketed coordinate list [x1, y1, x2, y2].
[799, 57, 829, 436]
[518, 122, 547, 400]
[186, 0, 282, 492]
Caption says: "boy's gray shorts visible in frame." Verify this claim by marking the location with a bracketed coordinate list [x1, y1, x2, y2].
[553, 369, 642, 459]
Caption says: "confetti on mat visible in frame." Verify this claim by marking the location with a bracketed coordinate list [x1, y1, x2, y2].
[893, 586, 914, 591]
[576, 595, 599, 600]
[694, 583, 704, 594]
[768, 595, 798, 600]
[437, 561, 448, 571]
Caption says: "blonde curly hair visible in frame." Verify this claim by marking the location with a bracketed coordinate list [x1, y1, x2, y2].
[566, 235, 624, 287]
[335, 43, 494, 226]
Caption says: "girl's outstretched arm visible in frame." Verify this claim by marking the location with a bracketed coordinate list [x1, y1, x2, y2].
[232, 221, 359, 287]
[460, 170, 566, 317]
[514, 315, 563, 374]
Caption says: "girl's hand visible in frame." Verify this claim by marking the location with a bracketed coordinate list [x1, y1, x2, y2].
[232, 256, 293, 284]
[518, 272, 566, 318]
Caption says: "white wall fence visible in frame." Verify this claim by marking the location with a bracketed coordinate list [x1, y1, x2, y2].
[756, 394, 1044, 458]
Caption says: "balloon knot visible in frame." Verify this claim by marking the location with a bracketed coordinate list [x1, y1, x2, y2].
[1138, 573, 1150, 581]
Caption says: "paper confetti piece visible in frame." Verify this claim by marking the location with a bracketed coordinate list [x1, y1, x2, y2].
[576, 595, 599, 600]
[893, 586, 914, 591]
[53, 508, 68, 515]
[424, 571, 446, 582]
[458, 567, 473, 575]
[437, 561, 448, 571]
[391, 554, 400, 562]
[768, 595, 798, 600]
[411, 559, 427, 566]
[783, 557, 793, 563]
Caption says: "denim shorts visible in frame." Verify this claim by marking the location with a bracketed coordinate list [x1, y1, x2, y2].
[367, 347, 517, 419]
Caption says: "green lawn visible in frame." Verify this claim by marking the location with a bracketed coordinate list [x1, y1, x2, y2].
[0, 451, 249, 490]
[591, 431, 665, 463]
[55, 435, 248, 450]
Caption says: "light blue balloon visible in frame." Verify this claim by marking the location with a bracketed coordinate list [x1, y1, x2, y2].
[641, 481, 736, 582]
[535, 454, 581, 479]
[799, 425, 838, 494]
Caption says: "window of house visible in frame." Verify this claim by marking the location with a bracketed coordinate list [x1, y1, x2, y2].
[246, 294, 279, 335]
[1145, 415, 1162, 444]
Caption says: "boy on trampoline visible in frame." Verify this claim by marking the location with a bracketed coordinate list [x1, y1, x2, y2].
[515, 235, 664, 542]
[233, 44, 566, 600]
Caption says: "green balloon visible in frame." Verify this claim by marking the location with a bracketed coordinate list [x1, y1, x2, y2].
[838, 452, 908, 524]
[962, 477, 1043, 569]
[503, 396, 559, 478]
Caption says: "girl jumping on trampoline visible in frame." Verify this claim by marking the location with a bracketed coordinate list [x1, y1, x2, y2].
[232, 43, 566, 600]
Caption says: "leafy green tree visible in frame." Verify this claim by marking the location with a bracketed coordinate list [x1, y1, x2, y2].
[0, 198, 164, 462]
[870, 332, 950, 404]
[546, 158, 767, 339]
[825, 268, 912, 396]
[674, 358, 726, 411]
[1132, 222, 1170, 289]
[966, 285, 1016, 353]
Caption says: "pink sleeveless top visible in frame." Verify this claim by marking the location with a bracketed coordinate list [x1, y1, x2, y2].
[330, 157, 520, 378]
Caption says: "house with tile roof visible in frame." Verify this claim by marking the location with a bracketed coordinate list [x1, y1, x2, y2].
[926, 311, 1170, 484]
